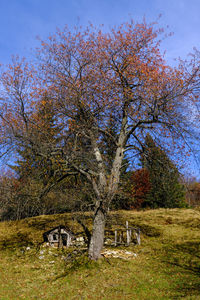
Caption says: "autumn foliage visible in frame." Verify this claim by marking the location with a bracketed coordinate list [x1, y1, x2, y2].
[131, 168, 151, 208]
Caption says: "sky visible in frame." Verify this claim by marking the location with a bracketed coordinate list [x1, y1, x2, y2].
[0, 0, 200, 178]
[0, 0, 200, 65]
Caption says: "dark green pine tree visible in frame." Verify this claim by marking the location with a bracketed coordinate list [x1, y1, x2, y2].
[8, 97, 65, 218]
[11, 97, 62, 184]
[141, 134, 186, 208]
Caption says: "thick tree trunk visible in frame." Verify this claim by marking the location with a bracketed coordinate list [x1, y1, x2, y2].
[88, 207, 106, 260]
[88, 118, 127, 260]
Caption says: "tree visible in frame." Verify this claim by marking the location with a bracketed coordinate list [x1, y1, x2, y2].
[0, 21, 199, 259]
[184, 176, 200, 207]
[6, 96, 67, 218]
[140, 134, 186, 208]
[131, 168, 151, 208]
[5, 96, 91, 218]
[0, 170, 16, 219]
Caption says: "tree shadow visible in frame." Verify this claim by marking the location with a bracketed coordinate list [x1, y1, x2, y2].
[0, 232, 34, 250]
[167, 241, 200, 275]
[162, 241, 200, 297]
[51, 249, 93, 281]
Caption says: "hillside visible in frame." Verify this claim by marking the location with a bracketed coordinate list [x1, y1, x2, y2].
[0, 208, 200, 299]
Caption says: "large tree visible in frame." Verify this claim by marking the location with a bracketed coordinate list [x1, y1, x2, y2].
[0, 21, 199, 259]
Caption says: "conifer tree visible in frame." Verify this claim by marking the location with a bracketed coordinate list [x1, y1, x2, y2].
[141, 134, 186, 208]
[8, 97, 66, 217]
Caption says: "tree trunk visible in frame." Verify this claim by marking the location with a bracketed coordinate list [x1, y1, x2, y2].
[88, 207, 106, 260]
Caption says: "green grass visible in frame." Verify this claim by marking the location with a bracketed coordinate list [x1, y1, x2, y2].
[0, 208, 200, 299]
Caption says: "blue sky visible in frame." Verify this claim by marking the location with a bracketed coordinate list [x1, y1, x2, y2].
[0, 0, 200, 65]
[0, 0, 200, 178]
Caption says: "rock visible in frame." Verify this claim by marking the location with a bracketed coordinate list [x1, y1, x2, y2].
[49, 261, 55, 264]
[76, 236, 84, 242]
[101, 249, 137, 260]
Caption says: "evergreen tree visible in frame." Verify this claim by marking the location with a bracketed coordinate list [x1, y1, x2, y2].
[11, 97, 61, 183]
[141, 134, 186, 208]
[8, 97, 96, 218]
[8, 97, 66, 218]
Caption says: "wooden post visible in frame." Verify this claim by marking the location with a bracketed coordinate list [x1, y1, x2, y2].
[115, 230, 117, 246]
[66, 233, 69, 247]
[119, 231, 122, 243]
[136, 228, 141, 245]
[58, 226, 63, 248]
[126, 221, 130, 245]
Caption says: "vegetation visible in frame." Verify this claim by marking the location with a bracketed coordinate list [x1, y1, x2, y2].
[130, 168, 151, 208]
[0, 208, 200, 299]
[0, 20, 200, 260]
[131, 134, 186, 208]
[185, 177, 200, 207]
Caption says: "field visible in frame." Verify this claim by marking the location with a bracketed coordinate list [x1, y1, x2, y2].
[0, 208, 200, 299]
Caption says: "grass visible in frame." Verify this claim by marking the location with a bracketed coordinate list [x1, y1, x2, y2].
[0, 208, 200, 299]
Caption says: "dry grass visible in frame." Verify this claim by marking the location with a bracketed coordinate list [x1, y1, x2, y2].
[0, 208, 200, 299]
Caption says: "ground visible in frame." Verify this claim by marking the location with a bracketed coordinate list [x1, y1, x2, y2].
[0, 208, 200, 299]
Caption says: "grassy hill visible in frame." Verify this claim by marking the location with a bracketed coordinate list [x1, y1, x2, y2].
[0, 208, 200, 299]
